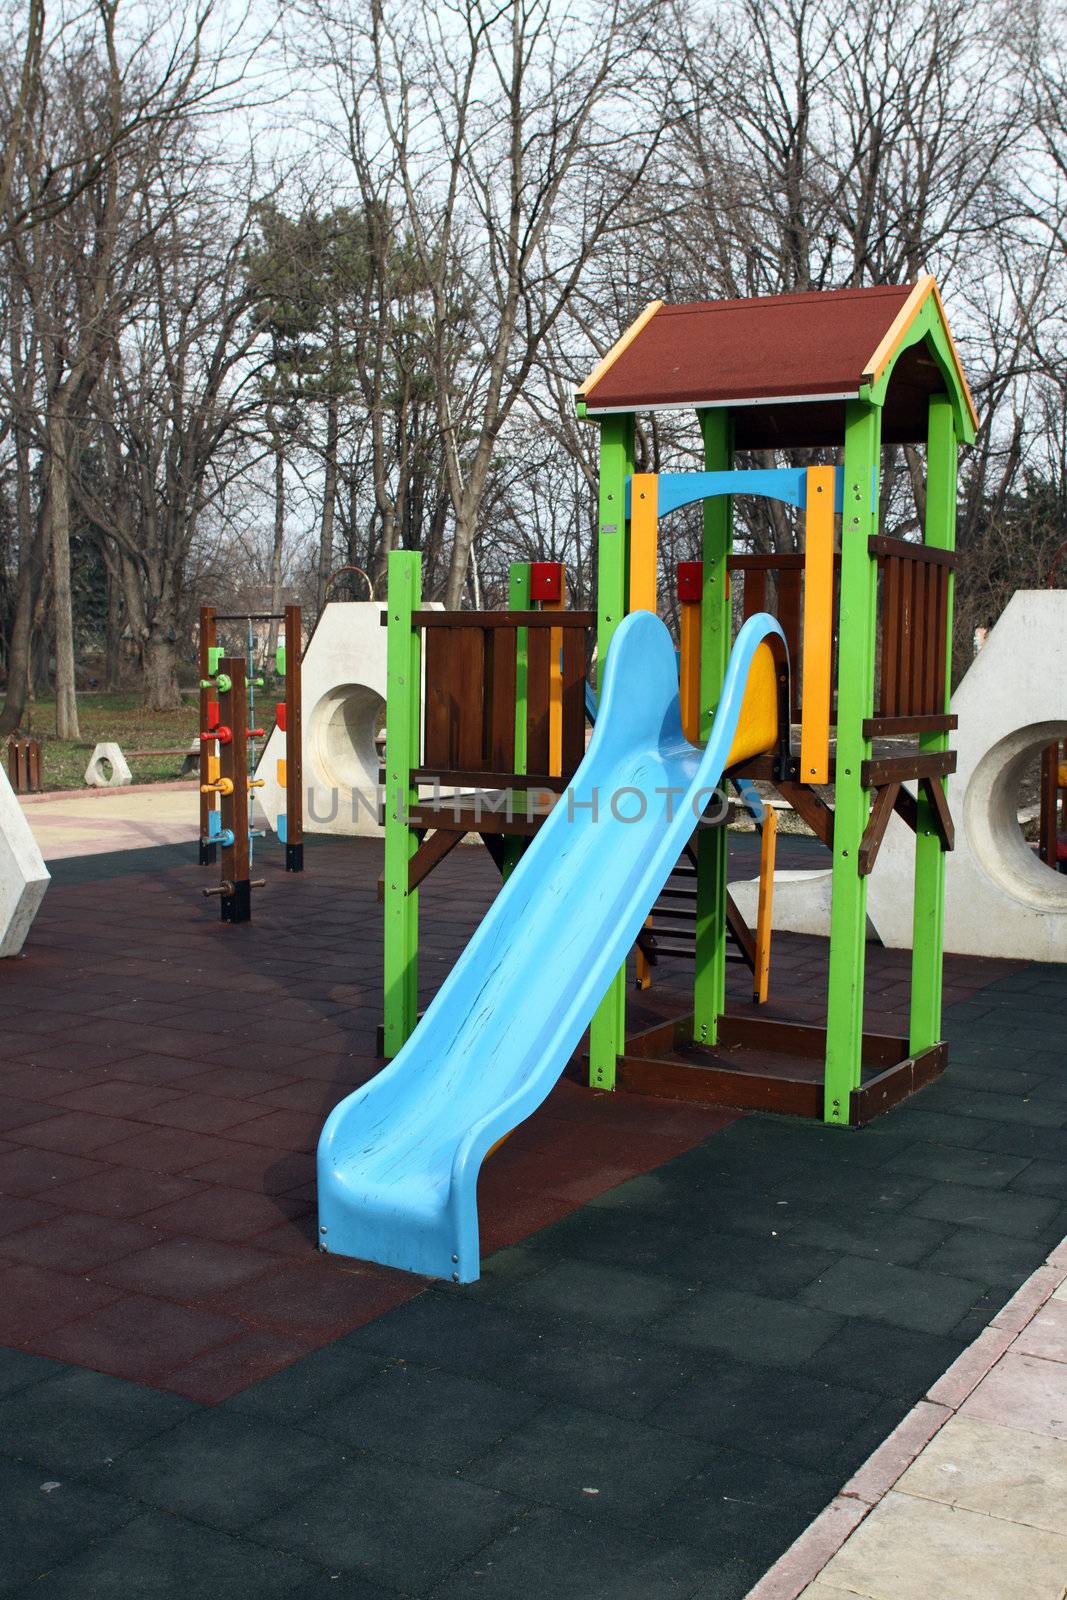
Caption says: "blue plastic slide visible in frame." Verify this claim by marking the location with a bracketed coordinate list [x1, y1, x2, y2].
[317, 609, 786, 1281]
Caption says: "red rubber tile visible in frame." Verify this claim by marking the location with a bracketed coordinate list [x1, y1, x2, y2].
[248, 1213, 320, 1259]
[90, 1127, 247, 1174]
[0, 1096, 59, 1134]
[53, 1081, 183, 1116]
[156, 1328, 318, 1404]
[182, 1146, 316, 1195]
[5, 1036, 133, 1075]
[137, 1185, 310, 1243]
[0, 1212, 163, 1273]
[131, 1093, 276, 1135]
[479, 1193, 576, 1254]
[228, 1110, 322, 1152]
[0, 1261, 122, 1343]
[0, 1195, 58, 1239]
[210, 1258, 422, 1339]
[17, 1111, 149, 1155]
[245, 1079, 340, 1114]
[46, 1167, 205, 1219]
[27, 1294, 245, 1380]
[0, 1146, 106, 1196]
[98, 1052, 214, 1085]
[0, 1061, 111, 1098]
[93, 1236, 280, 1301]
[185, 1064, 310, 1098]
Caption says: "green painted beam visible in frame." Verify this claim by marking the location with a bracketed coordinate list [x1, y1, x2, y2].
[589, 412, 635, 1090]
[910, 396, 957, 1053]
[382, 550, 423, 1058]
[693, 408, 733, 1047]
[824, 400, 881, 1123]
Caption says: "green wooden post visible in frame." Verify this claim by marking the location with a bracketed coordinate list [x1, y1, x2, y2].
[693, 409, 733, 1047]
[382, 550, 422, 1057]
[824, 400, 881, 1123]
[589, 412, 635, 1089]
[503, 562, 532, 879]
[909, 396, 957, 1054]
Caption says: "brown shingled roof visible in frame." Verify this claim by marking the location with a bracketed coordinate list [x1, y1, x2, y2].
[578, 283, 966, 448]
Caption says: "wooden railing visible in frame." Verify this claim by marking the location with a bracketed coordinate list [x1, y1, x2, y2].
[413, 610, 593, 792]
[730, 553, 841, 723]
[868, 536, 955, 735]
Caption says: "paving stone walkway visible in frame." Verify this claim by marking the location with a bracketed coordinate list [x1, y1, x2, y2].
[750, 1239, 1067, 1599]
[0, 835, 1063, 1598]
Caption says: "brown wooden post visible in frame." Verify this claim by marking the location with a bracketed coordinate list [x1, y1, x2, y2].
[198, 606, 218, 865]
[284, 604, 303, 872]
[219, 657, 251, 922]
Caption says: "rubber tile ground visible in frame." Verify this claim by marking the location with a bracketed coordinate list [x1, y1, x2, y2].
[0, 837, 1062, 1596]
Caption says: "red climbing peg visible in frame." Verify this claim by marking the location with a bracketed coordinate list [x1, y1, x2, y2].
[199, 725, 232, 745]
[247, 728, 265, 738]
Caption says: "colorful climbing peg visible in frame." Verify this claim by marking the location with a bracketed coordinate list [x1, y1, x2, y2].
[202, 827, 234, 848]
[247, 728, 265, 739]
[247, 778, 265, 790]
[199, 725, 232, 746]
[200, 776, 234, 796]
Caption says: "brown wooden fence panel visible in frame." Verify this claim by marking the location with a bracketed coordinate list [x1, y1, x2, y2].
[525, 626, 552, 775]
[488, 627, 517, 773]
[423, 626, 453, 768]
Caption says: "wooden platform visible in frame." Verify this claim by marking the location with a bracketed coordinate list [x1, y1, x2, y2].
[602, 1011, 947, 1126]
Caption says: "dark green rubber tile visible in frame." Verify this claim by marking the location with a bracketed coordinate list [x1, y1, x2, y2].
[858, 1109, 998, 1149]
[800, 1257, 981, 1334]
[883, 1143, 1032, 1189]
[505, 1259, 688, 1326]
[466, 1402, 709, 1518]
[528, 1205, 698, 1272]
[301, 1362, 545, 1471]
[974, 1124, 1067, 1160]
[0, 1367, 195, 1476]
[768, 1169, 932, 1210]
[226, 1341, 387, 1424]
[785, 1209, 949, 1266]
[919, 1227, 1050, 1288]
[945, 1061, 1045, 1096]
[101, 1410, 345, 1533]
[661, 1233, 835, 1293]
[8, 1509, 315, 1598]
[346, 1290, 540, 1377]
[800, 1319, 965, 1401]
[654, 1287, 841, 1367]
[648, 1363, 881, 1470]
[492, 1326, 694, 1419]
[921, 1085, 1066, 1129]
[431, 1504, 714, 1600]
[0, 1456, 138, 1595]
[0, 1346, 65, 1399]
[282, 1573, 404, 1600]
[251, 1456, 515, 1594]
[1010, 1159, 1067, 1197]
[910, 1183, 1060, 1239]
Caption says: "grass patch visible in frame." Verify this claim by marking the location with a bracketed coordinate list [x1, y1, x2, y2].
[14, 693, 201, 791]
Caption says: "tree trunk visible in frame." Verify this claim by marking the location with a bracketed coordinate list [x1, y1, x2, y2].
[48, 426, 80, 739]
[143, 625, 182, 712]
[318, 394, 339, 613]
[267, 412, 285, 662]
[104, 555, 123, 690]
[0, 424, 43, 735]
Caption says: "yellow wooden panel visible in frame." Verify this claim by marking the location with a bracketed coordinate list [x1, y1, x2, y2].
[577, 300, 664, 404]
[754, 805, 777, 1004]
[629, 474, 659, 614]
[207, 754, 220, 784]
[679, 601, 702, 744]
[725, 641, 779, 768]
[800, 465, 835, 784]
[277, 758, 287, 786]
[543, 591, 566, 777]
